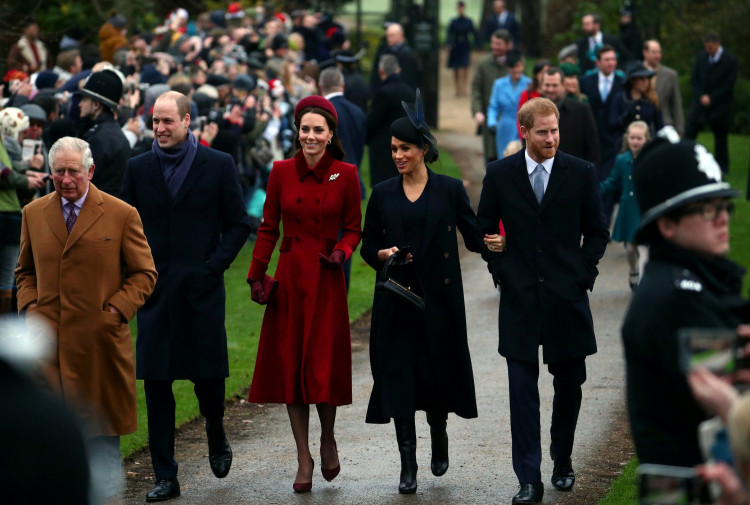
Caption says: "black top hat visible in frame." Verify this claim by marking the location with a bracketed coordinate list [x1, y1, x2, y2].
[633, 127, 741, 243]
[79, 70, 123, 110]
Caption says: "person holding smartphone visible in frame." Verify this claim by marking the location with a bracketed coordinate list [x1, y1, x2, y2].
[622, 127, 749, 468]
[361, 90, 505, 494]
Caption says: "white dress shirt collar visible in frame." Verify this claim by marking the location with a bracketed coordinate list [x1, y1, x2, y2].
[524, 151, 554, 175]
[324, 91, 344, 100]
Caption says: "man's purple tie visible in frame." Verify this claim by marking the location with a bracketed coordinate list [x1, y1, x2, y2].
[65, 202, 78, 234]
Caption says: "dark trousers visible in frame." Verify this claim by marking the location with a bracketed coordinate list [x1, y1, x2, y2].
[506, 357, 587, 485]
[144, 378, 226, 479]
[685, 117, 730, 173]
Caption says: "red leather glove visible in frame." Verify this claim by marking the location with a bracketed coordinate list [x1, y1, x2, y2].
[248, 275, 278, 305]
[249, 278, 264, 304]
[319, 250, 345, 270]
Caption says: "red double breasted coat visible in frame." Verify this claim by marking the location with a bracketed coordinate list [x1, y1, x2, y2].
[247, 151, 362, 405]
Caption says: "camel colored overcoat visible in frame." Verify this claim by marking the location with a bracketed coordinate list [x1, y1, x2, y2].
[16, 183, 157, 436]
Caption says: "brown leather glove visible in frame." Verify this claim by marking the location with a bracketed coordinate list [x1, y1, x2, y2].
[319, 249, 345, 270]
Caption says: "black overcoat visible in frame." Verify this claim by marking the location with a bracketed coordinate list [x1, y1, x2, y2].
[120, 144, 251, 379]
[476, 150, 609, 364]
[361, 171, 481, 423]
[83, 109, 131, 196]
[365, 75, 414, 188]
[688, 48, 738, 126]
[623, 240, 749, 466]
[580, 72, 625, 178]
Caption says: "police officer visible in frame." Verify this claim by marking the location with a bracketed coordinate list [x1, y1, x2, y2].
[78, 69, 131, 196]
[622, 127, 749, 467]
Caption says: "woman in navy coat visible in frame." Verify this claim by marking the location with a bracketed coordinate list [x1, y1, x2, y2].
[610, 61, 663, 151]
[361, 91, 505, 494]
[446, 1, 477, 97]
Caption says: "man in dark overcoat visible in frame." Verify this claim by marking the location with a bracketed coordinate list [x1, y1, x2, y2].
[575, 13, 631, 74]
[368, 23, 419, 92]
[78, 69, 131, 196]
[541, 67, 600, 166]
[684, 32, 738, 173]
[320, 66, 367, 291]
[365, 54, 414, 188]
[120, 91, 250, 502]
[476, 98, 609, 504]
[579, 45, 625, 224]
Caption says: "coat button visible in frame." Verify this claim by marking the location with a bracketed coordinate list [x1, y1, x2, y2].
[444, 252, 450, 259]
[537, 247, 542, 253]
[295, 216, 301, 222]
[297, 197, 302, 203]
[447, 225, 452, 231]
[538, 276, 544, 283]
[315, 198, 321, 204]
[629, 191, 634, 196]
[635, 114, 641, 119]
[636, 105, 641, 110]
[628, 175, 632, 180]
[444, 278, 451, 285]
[314, 218, 320, 223]
[382, 228, 386, 235]
[295, 236, 300, 242]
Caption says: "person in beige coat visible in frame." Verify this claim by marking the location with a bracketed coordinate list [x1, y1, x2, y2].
[15, 136, 157, 503]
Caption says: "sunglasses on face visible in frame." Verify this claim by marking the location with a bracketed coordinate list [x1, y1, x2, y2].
[679, 200, 735, 221]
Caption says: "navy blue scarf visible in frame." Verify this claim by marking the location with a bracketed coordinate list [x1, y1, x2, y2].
[152, 129, 198, 197]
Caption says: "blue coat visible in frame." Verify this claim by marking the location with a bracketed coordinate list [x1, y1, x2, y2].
[600, 150, 640, 243]
[120, 144, 251, 379]
[487, 74, 530, 158]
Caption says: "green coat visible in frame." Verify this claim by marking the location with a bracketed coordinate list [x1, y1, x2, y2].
[470, 53, 508, 162]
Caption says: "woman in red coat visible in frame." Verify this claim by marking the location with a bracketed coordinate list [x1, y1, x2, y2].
[247, 96, 362, 493]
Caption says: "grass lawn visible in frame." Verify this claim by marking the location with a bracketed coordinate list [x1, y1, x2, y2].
[121, 148, 463, 458]
[597, 133, 750, 504]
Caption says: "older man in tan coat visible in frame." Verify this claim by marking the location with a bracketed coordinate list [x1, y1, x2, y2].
[16, 136, 157, 502]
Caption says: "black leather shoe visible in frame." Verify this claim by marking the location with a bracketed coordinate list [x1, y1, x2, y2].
[146, 478, 180, 502]
[512, 483, 544, 504]
[551, 458, 575, 491]
[207, 419, 233, 478]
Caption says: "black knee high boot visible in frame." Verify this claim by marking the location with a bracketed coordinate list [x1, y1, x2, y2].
[426, 411, 449, 476]
[394, 417, 418, 494]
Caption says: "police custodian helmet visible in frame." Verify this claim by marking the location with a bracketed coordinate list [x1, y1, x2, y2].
[79, 69, 123, 110]
[633, 126, 741, 244]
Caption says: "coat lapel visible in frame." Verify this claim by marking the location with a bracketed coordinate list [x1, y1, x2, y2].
[172, 145, 205, 207]
[383, 177, 406, 247]
[419, 170, 442, 258]
[147, 152, 173, 206]
[64, 183, 104, 253]
[43, 192, 68, 247]
[539, 153, 568, 213]
[509, 151, 538, 209]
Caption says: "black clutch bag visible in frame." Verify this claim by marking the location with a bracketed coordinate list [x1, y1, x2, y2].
[375, 248, 425, 311]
